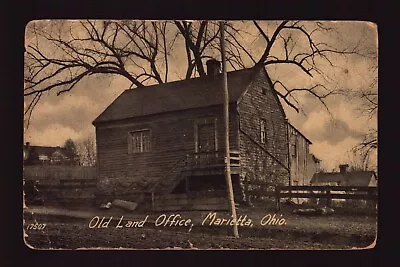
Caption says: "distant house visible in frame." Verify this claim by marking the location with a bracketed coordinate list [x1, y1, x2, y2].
[92, 61, 319, 207]
[23, 142, 79, 166]
[310, 164, 377, 187]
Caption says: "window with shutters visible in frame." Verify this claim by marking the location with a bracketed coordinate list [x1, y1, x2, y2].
[128, 130, 151, 153]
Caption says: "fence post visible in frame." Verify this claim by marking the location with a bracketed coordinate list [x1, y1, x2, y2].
[326, 188, 332, 207]
[367, 189, 376, 210]
[366, 190, 371, 209]
[275, 186, 281, 211]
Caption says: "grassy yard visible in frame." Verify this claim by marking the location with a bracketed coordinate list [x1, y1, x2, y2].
[23, 204, 377, 250]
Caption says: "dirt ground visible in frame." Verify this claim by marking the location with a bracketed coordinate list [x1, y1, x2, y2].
[23, 204, 377, 250]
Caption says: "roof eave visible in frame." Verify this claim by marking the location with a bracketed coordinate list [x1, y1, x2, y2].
[92, 90, 129, 126]
[288, 122, 312, 144]
[92, 102, 239, 126]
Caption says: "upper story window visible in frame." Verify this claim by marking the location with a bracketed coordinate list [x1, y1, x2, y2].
[260, 119, 266, 144]
[128, 129, 151, 153]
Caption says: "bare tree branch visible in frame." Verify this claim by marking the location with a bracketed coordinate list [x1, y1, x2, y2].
[25, 20, 371, 132]
[257, 20, 289, 64]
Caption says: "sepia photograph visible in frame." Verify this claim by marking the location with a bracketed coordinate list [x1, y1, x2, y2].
[23, 20, 378, 250]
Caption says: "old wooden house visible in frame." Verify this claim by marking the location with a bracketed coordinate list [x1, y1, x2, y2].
[311, 164, 377, 187]
[93, 61, 317, 210]
[288, 123, 321, 186]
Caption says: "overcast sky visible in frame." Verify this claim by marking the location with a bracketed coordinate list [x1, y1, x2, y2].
[23, 20, 378, 171]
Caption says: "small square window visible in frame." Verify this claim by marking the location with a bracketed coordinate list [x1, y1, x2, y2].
[129, 130, 151, 153]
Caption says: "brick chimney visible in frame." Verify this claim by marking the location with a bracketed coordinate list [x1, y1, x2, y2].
[339, 164, 349, 173]
[206, 59, 221, 76]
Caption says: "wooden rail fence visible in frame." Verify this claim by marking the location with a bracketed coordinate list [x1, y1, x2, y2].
[23, 165, 97, 180]
[23, 166, 98, 205]
[274, 185, 378, 211]
[24, 178, 98, 205]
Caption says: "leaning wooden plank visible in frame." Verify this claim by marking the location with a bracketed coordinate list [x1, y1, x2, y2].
[112, 199, 138, 211]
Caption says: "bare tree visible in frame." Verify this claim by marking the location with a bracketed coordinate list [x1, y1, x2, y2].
[24, 20, 367, 124]
[351, 62, 378, 169]
[76, 134, 97, 166]
[24, 20, 179, 124]
[64, 138, 77, 153]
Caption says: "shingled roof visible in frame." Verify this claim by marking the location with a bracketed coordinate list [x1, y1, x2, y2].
[310, 171, 377, 187]
[93, 67, 261, 124]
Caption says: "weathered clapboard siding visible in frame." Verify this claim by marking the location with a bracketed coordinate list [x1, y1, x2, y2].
[238, 69, 290, 189]
[96, 105, 239, 196]
[288, 124, 311, 186]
